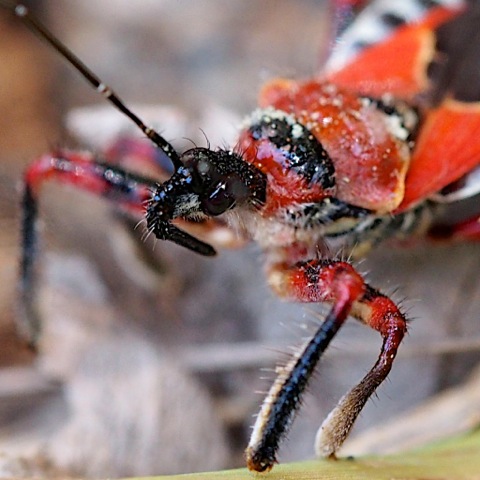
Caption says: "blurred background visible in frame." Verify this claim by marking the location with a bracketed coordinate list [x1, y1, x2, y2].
[0, 0, 479, 477]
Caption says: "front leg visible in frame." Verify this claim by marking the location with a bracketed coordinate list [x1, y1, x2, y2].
[245, 258, 407, 472]
[20, 150, 156, 348]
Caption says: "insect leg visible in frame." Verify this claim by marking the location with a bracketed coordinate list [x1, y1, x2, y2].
[104, 137, 175, 181]
[20, 151, 156, 348]
[429, 215, 480, 242]
[314, 282, 406, 458]
[245, 258, 407, 472]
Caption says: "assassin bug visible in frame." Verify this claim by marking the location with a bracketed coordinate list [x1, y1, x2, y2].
[2, 0, 480, 473]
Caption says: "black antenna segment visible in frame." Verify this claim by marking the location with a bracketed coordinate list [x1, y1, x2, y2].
[0, 1, 183, 170]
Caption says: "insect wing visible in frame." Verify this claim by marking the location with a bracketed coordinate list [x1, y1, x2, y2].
[325, 0, 464, 73]
[325, 7, 459, 100]
[400, 100, 480, 210]
[399, 2, 480, 209]
[326, 3, 480, 210]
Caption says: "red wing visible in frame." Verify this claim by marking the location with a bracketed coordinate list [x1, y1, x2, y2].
[398, 99, 480, 211]
[326, 4, 480, 212]
[325, 7, 460, 100]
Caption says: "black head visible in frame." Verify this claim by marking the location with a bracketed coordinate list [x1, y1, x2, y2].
[146, 147, 266, 256]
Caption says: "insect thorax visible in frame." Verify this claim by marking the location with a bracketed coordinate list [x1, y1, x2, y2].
[233, 82, 426, 256]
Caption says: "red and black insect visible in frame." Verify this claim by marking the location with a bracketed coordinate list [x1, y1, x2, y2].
[2, 0, 480, 473]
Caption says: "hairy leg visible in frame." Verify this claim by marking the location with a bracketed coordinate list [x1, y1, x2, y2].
[246, 258, 407, 472]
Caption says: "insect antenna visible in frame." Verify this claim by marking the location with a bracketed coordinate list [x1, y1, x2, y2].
[0, 1, 183, 171]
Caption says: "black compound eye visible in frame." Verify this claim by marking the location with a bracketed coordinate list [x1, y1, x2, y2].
[202, 182, 235, 216]
[202, 175, 249, 216]
[180, 146, 266, 215]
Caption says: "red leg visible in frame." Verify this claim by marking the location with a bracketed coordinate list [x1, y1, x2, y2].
[20, 148, 243, 347]
[429, 216, 480, 242]
[20, 150, 157, 347]
[103, 136, 174, 181]
[245, 258, 407, 472]
[25, 150, 153, 213]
